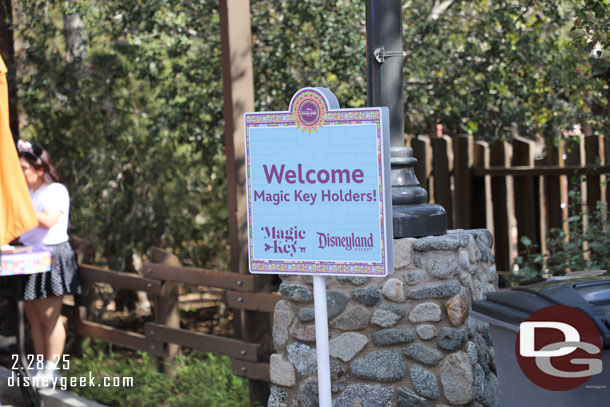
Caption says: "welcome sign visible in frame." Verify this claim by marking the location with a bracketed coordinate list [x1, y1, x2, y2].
[244, 87, 393, 277]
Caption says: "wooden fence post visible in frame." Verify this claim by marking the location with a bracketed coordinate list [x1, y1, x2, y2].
[535, 153, 547, 261]
[454, 135, 473, 229]
[564, 135, 584, 219]
[433, 135, 453, 228]
[605, 135, 610, 205]
[72, 236, 96, 358]
[219, 1, 273, 405]
[543, 138, 564, 233]
[512, 136, 538, 254]
[585, 135, 603, 214]
[151, 247, 181, 376]
[490, 141, 511, 272]
[472, 141, 492, 232]
[411, 135, 432, 198]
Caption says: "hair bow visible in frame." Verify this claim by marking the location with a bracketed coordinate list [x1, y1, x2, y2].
[17, 139, 43, 161]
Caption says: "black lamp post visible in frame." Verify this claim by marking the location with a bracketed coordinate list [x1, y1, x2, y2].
[365, 0, 447, 238]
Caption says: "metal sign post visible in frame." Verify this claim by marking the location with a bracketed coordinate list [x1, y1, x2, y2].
[244, 87, 393, 405]
[313, 276, 331, 405]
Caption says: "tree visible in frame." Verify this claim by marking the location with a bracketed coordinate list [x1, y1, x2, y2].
[14, 0, 228, 270]
[251, 0, 367, 110]
[402, 0, 609, 140]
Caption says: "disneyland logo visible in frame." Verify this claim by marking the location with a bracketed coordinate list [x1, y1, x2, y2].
[301, 107, 317, 117]
[317, 232, 374, 251]
[299, 101, 319, 124]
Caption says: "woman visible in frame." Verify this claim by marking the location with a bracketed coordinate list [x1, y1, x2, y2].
[17, 140, 81, 382]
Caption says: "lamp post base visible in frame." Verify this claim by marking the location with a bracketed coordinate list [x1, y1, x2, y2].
[392, 204, 447, 238]
[390, 146, 447, 238]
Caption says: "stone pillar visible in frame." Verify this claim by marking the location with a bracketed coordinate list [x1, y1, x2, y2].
[268, 230, 499, 407]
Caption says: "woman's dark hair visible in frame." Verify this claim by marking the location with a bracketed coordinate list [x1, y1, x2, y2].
[17, 140, 61, 183]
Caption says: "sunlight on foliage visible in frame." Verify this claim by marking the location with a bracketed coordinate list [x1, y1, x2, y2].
[513, 186, 610, 285]
[68, 341, 249, 407]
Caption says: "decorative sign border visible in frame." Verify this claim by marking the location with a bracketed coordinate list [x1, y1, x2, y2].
[244, 87, 393, 276]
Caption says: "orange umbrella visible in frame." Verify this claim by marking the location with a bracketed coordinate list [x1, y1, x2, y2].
[0, 55, 37, 245]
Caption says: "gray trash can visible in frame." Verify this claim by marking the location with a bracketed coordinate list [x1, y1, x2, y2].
[472, 277, 610, 407]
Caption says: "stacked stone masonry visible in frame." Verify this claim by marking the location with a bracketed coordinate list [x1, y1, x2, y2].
[269, 229, 499, 407]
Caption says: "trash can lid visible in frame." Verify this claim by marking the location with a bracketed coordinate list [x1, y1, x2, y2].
[472, 277, 610, 349]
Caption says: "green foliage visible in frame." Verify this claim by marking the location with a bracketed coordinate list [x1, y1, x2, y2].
[251, 0, 367, 110]
[403, 0, 609, 140]
[68, 342, 171, 405]
[570, 0, 610, 78]
[14, 0, 228, 269]
[68, 341, 249, 407]
[513, 190, 610, 285]
[167, 353, 249, 407]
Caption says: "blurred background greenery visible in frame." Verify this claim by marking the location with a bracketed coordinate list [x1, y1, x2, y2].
[8, 0, 609, 272]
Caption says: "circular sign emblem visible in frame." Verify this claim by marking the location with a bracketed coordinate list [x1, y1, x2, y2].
[515, 305, 602, 391]
[291, 90, 327, 133]
[299, 100, 320, 125]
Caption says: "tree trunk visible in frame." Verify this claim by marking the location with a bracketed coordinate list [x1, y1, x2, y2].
[63, 0, 87, 63]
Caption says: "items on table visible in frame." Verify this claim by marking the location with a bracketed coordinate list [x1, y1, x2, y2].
[1, 245, 52, 276]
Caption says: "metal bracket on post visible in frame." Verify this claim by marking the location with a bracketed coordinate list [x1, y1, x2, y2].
[372, 46, 405, 64]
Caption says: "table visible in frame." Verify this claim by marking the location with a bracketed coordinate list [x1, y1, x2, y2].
[1, 247, 52, 407]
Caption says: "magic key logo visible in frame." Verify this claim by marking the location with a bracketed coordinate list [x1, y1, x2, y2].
[516, 305, 603, 390]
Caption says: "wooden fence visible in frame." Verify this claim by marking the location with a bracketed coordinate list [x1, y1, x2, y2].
[66, 247, 280, 407]
[409, 133, 610, 273]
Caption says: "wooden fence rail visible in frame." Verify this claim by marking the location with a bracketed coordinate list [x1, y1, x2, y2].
[408, 133, 609, 274]
[69, 247, 280, 391]
[79, 265, 162, 295]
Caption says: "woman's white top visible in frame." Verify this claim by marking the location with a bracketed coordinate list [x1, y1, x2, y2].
[20, 183, 70, 246]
